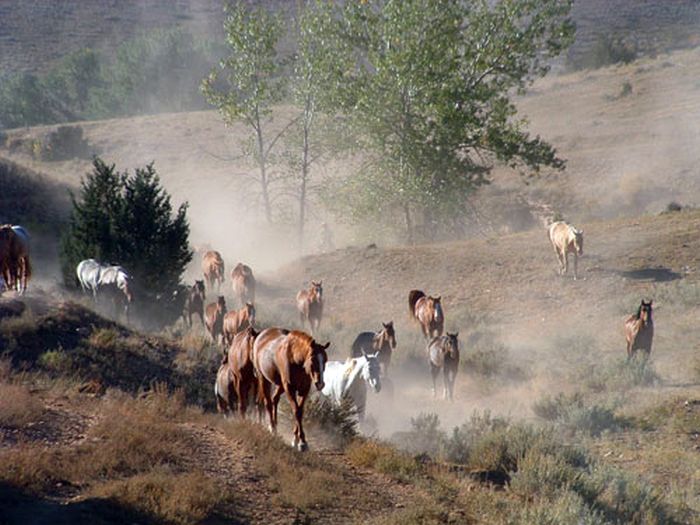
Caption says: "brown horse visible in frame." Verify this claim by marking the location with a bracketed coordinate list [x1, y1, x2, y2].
[350, 321, 397, 376]
[182, 280, 206, 327]
[296, 280, 323, 334]
[231, 263, 256, 306]
[548, 221, 584, 280]
[428, 332, 459, 401]
[0, 225, 31, 294]
[253, 327, 329, 451]
[214, 361, 236, 415]
[409, 290, 444, 339]
[227, 327, 262, 419]
[205, 296, 227, 346]
[222, 302, 256, 347]
[202, 250, 225, 292]
[624, 300, 654, 360]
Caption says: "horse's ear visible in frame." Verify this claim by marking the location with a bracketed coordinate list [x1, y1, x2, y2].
[436, 296, 441, 302]
[321, 341, 330, 350]
[454, 331, 459, 338]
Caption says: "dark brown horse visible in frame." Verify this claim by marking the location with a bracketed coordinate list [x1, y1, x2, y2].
[214, 361, 236, 415]
[231, 263, 256, 306]
[624, 300, 654, 360]
[296, 280, 323, 334]
[205, 296, 227, 346]
[409, 290, 444, 339]
[182, 280, 206, 327]
[350, 321, 397, 376]
[253, 327, 329, 451]
[222, 302, 256, 347]
[0, 225, 31, 294]
[202, 250, 225, 292]
[428, 332, 459, 401]
[227, 327, 262, 419]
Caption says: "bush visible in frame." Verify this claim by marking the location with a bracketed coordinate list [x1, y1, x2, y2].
[572, 34, 638, 69]
[0, 382, 44, 428]
[533, 392, 623, 437]
[33, 125, 93, 161]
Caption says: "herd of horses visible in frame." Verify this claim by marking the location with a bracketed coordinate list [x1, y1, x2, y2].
[0, 222, 656, 450]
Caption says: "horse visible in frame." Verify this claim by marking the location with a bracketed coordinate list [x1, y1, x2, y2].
[296, 280, 323, 334]
[408, 290, 444, 339]
[428, 332, 459, 401]
[321, 352, 381, 422]
[350, 321, 397, 376]
[231, 263, 256, 306]
[182, 280, 206, 327]
[548, 221, 584, 280]
[0, 225, 31, 295]
[222, 302, 256, 347]
[202, 250, 225, 292]
[205, 296, 227, 346]
[227, 327, 262, 419]
[76, 259, 133, 321]
[253, 327, 329, 451]
[624, 300, 654, 360]
[214, 361, 236, 415]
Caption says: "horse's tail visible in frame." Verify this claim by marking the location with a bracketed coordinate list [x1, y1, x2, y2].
[408, 290, 425, 318]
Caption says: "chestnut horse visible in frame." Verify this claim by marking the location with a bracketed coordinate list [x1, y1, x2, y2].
[428, 332, 459, 401]
[408, 290, 444, 339]
[205, 296, 227, 346]
[214, 361, 236, 415]
[253, 327, 329, 450]
[350, 321, 397, 376]
[231, 263, 256, 306]
[182, 280, 206, 327]
[222, 302, 256, 347]
[227, 327, 262, 419]
[548, 221, 584, 280]
[0, 225, 31, 294]
[296, 280, 323, 334]
[624, 300, 654, 360]
[202, 250, 225, 292]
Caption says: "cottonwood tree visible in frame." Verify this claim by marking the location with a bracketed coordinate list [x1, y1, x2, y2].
[201, 3, 290, 224]
[319, 0, 575, 242]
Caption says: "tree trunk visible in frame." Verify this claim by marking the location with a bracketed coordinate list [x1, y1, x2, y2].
[254, 111, 273, 224]
[404, 205, 414, 245]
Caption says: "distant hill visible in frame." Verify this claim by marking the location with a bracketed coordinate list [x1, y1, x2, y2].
[2, 0, 700, 74]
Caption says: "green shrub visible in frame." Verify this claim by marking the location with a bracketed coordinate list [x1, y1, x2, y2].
[512, 491, 604, 525]
[37, 349, 74, 374]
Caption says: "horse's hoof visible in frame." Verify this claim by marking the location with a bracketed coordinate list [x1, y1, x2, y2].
[298, 442, 308, 452]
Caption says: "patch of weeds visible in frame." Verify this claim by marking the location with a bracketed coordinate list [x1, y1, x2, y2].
[533, 392, 624, 437]
[346, 439, 422, 482]
[299, 395, 358, 443]
[512, 491, 604, 525]
[87, 327, 121, 351]
[584, 355, 660, 392]
[0, 381, 43, 428]
[37, 347, 74, 374]
[462, 332, 527, 380]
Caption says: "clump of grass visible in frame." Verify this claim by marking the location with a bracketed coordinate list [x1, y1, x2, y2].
[87, 327, 121, 351]
[300, 395, 358, 443]
[0, 381, 44, 428]
[583, 355, 660, 392]
[37, 348, 74, 374]
[346, 439, 422, 481]
[533, 392, 623, 437]
[513, 491, 603, 525]
[461, 332, 526, 380]
[91, 469, 223, 525]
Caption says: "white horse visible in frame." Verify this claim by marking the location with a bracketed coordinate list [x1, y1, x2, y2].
[321, 353, 381, 422]
[76, 258, 133, 321]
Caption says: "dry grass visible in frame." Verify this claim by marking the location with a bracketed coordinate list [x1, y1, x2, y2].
[91, 469, 223, 525]
[346, 439, 422, 482]
[0, 381, 43, 428]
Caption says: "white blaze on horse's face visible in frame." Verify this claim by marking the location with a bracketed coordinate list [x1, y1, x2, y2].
[572, 228, 584, 255]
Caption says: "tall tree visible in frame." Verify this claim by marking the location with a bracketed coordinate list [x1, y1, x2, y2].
[320, 0, 575, 241]
[201, 2, 289, 224]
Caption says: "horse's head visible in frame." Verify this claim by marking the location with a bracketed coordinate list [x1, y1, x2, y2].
[311, 280, 323, 299]
[217, 295, 227, 314]
[445, 332, 459, 359]
[245, 301, 256, 326]
[377, 321, 397, 350]
[638, 300, 653, 326]
[307, 340, 330, 391]
[432, 297, 444, 322]
[362, 351, 382, 393]
[194, 280, 206, 298]
[573, 228, 584, 255]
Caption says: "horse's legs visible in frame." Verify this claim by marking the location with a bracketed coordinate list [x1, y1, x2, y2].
[430, 365, 439, 398]
[573, 253, 578, 280]
[238, 379, 250, 419]
[271, 385, 284, 432]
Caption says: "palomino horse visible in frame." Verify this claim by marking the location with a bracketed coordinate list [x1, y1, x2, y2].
[205, 296, 227, 346]
[182, 280, 206, 327]
[76, 259, 133, 321]
[231, 263, 256, 306]
[548, 221, 584, 280]
[624, 300, 654, 360]
[350, 321, 397, 376]
[428, 332, 459, 401]
[409, 290, 444, 339]
[202, 250, 225, 292]
[227, 327, 262, 419]
[222, 302, 256, 347]
[253, 327, 329, 451]
[0, 225, 31, 295]
[321, 352, 381, 422]
[296, 280, 323, 334]
[214, 361, 236, 415]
